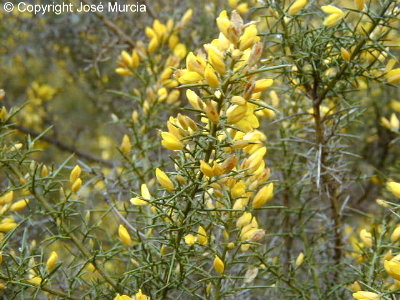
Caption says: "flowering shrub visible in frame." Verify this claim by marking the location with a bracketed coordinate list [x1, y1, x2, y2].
[0, 0, 400, 299]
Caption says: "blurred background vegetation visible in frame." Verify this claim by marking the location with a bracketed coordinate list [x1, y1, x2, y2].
[0, 0, 228, 165]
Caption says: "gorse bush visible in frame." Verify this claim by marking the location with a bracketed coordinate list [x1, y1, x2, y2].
[1, 0, 400, 299]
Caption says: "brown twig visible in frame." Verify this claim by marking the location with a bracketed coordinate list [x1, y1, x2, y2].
[312, 89, 343, 273]
[82, 0, 156, 48]
[11, 123, 116, 168]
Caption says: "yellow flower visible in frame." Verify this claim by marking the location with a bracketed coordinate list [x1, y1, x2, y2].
[228, 0, 238, 8]
[341, 48, 351, 61]
[118, 225, 133, 246]
[70, 165, 81, 183]
[321, 5, 344, 15]
[161, 132, 184, 150]
[186, 52, 206, 76]
[386, 68, 400, 84]
[352, 291, 380, 300]
[391, 100, 400, 112]
[348, 281, 361, 292]
[204, 44, 226, 75]
[0, 106, 8, 121]
[204, 101, 220, 124]
[155, 168, 175, 191]
[239, 25, 258, 51]
[177, 71, 203, 84]
[227, 104, 247, 124]
[359, 229, 372, 248]
[148, 37, 159, 52]
[71, 178, 82, 193]
[216, 10, 231, 40]
[240, 223, 265, 242]
[141, 184, 151, 200]
[28, 276, 42, 285]
[120, 134, 132, 155]
[236, 212, 253, 228]
[381, 114, 399, 131]
[197, 226, 208, 245]
[385, 258, 400, 280]
[135, 289, 150, 300]
[120, 50, 133, 68]
[41, 165, 49, 177]
[184, 234, 197, 246]
[391, 225, 400, 242]
[114, 294, 133, 300]
[116, 68, 133, 76]
[387, 181, 400, 198]
[321, 5, 345, 27]
[253, 79, 273, 93]
[204, 64, 219, 88]
[186, 89, 203, 110]
[180, 9, 193, 26]
[354, 0, 365, 11]
[0, 191, 13, 205]
[200, 160, 214, 178]
[288, 0, 308, 16]
[10, 199, 29, 212]
[295, 252, 304, 266]
[247, 146, 267, 171]
[252, 183, 274, 209]
[167, 90, 180, 104]
[173, 43, 187, 59]
[213, 255, 225, 274]
[145, 26, 156, 39]
[131, 184, 151, 206]
[130, 51, 140, 68]
[130, 197, 148, 206]
[237, 3, 249, 14]
[46, 251, 58, 271]
[0, 222, 17, 232]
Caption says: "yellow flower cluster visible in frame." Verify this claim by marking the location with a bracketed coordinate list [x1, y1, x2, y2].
[153, 10, 277, 275]
[321, 5, 345, 27]
[346, 179, 400, 297]
[115, 10, 193, 120]
[0, 189, 30, 233]
[20, 82, 57, 131]
[70, 164, 82, 193]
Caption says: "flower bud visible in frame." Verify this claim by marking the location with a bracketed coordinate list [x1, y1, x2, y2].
[71, 178, 82, 193]
[197, 226, 208, 245]
[204, 64, 219, 88]
[387, 181, 400, 198]
[252, 183, 274, 209]
[288, 0, 308, 16]
[118, 225, 133, 246]
[10, 199, 29, 212]
[120, 135, 132, 155]
[161, 132, 184, 150]
[155, 168, 175, 191]
[213, 255, 225, 274]
[70, 165, 81, 184]
[46, 251, 58, 271]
